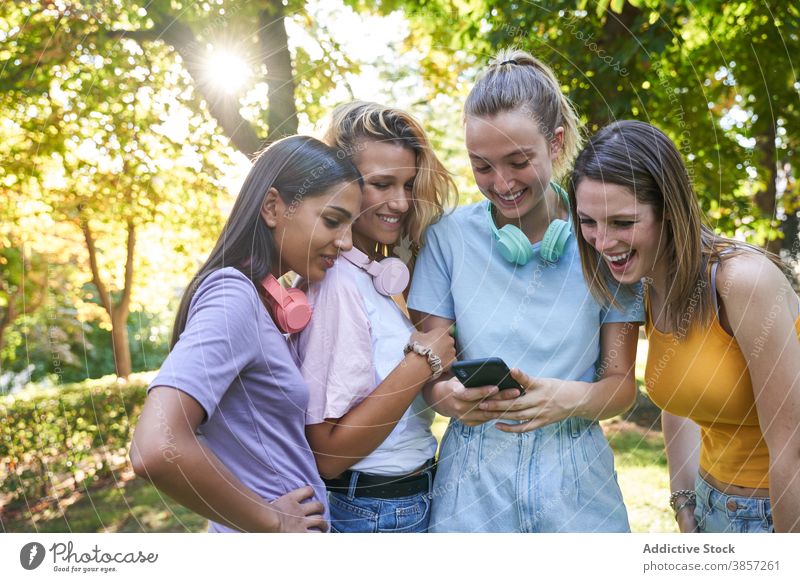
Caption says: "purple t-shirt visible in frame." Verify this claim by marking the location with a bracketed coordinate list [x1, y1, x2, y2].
[148, 267, 327, 532]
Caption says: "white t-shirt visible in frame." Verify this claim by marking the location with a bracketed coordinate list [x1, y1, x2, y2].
[291, 259, 436, 475]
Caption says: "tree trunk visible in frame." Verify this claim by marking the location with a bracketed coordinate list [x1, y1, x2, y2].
[778, 157, 798, 261]
[753, 123, 780, 253]
[260, 1, 298, 142]
[80, 218, 136, 379]
[586, 2, 643, 129]
[110, 308, 132, 379]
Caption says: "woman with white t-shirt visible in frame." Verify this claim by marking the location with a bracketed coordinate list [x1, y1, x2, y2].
[291, 102, 456, 532]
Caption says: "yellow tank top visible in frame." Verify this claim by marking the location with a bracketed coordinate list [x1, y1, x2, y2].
[645, 287, 800, 489]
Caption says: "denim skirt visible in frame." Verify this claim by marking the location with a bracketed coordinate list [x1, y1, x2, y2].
[695, 474, 773, 533]
[428, 417, 629, 532]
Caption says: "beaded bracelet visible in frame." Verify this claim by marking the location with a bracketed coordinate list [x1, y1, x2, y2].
[403, 341, 444, 380]
[669, 489, 697, 513]
[673, 498, 696, 520]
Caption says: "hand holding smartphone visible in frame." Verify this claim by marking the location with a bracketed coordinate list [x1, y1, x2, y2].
[450, 357, 525, 395]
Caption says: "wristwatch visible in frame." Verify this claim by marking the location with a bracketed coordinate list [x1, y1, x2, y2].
[403, 341, 444, 380]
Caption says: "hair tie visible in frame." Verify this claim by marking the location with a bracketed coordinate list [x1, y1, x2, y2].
[499, 59, 518, 66]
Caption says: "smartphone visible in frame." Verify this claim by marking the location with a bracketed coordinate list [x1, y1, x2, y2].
[451, 357, 524, 393]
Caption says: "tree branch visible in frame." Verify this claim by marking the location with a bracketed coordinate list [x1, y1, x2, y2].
[104, 19, 263, 156]
[80, 218, 114, 319]
[104, 28, 163, 43]
[119, 219, 136, 317]
[259, 3, 298, 142]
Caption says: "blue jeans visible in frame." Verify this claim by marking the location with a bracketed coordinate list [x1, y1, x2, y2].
[429, 417, 629, 532]
[695, 474, 773, 533]
[328, 468, 434, 533]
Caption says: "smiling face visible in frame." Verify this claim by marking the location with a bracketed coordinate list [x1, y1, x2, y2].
[351, 140, 417, 250]
[465, 109, 562, 227]
[575, 178, 668, 285]
[263, 181, 362, 282]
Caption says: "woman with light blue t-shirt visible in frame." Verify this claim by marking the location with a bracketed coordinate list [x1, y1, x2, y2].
[291, 102, 456, 532]
[408, 49, 644, 532]
[130, 136, 362, 533]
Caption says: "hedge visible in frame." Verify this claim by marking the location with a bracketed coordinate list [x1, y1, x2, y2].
[0, 373, 152, 507]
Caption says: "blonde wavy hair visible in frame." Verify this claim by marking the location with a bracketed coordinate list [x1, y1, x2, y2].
[322, 101, 457, 260]
[465, 48, 583, 180]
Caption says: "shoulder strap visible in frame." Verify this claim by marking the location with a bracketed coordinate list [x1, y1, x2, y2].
[710, 260, 720, 317]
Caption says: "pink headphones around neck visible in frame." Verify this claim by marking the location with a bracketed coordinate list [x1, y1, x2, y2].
[341, 247, 410, 296]
[260, 274, 312, 334]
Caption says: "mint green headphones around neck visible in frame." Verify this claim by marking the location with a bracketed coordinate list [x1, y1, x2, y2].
[486, 181, 572, 265]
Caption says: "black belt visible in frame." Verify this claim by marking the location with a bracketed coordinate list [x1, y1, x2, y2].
[324, 462, 435, 499]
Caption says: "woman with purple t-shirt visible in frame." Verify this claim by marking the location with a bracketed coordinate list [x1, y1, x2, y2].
[130, 136, 362, 532]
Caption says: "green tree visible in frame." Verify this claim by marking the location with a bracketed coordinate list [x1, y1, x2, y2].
[2, 2, 234, 378]
[362, 0, 798, 252]
[2, 1, 372, 379]
[0, 243, 47, 358]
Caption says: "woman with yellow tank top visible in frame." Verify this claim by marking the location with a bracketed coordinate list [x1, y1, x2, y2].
[567, 120, 800, 533]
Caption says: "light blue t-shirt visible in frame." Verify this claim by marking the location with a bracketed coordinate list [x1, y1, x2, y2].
[408, 200, 644, 383]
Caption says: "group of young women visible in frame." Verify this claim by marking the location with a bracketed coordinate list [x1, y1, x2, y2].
[130, 48, 800, 534]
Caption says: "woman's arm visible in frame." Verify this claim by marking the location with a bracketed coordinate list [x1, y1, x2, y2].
[412, 312, 519, 426]
[718, 254, 800, 532]
[479, 321, 639, 432]
[130, 387, 327, 532]
[662, 410, 701, 532]
[306, 326, 456, 479]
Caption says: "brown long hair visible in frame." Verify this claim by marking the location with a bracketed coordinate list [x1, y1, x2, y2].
[322, 101, 456, 263]
[569, 120, 783, 333]
[170, 135, 362, 348]
[464, 47, 583, 180]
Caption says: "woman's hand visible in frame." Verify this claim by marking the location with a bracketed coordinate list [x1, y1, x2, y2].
[410, 327, 457, 372]
[478, 368, 580, 433]
[131, 387, 323, 532]
[270, 486, 328, 533]
[427, 377, 521, 426]
[675, 505, 699, 533]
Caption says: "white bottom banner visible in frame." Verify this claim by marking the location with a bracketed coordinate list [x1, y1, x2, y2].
[2, 533, 798, 581]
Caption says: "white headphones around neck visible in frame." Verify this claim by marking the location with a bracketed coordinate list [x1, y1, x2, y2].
[341, 247, 410, 296]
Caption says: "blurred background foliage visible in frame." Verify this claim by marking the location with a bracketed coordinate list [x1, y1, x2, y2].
[1, 0, 798, 382]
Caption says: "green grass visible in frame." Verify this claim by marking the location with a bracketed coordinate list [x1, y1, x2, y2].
[605, 421, 675, 533]
[3, 417, 673, 533]
[2, 472, 205, 533]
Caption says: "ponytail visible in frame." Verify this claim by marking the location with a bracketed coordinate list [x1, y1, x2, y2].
[465, 48, 583, 178]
